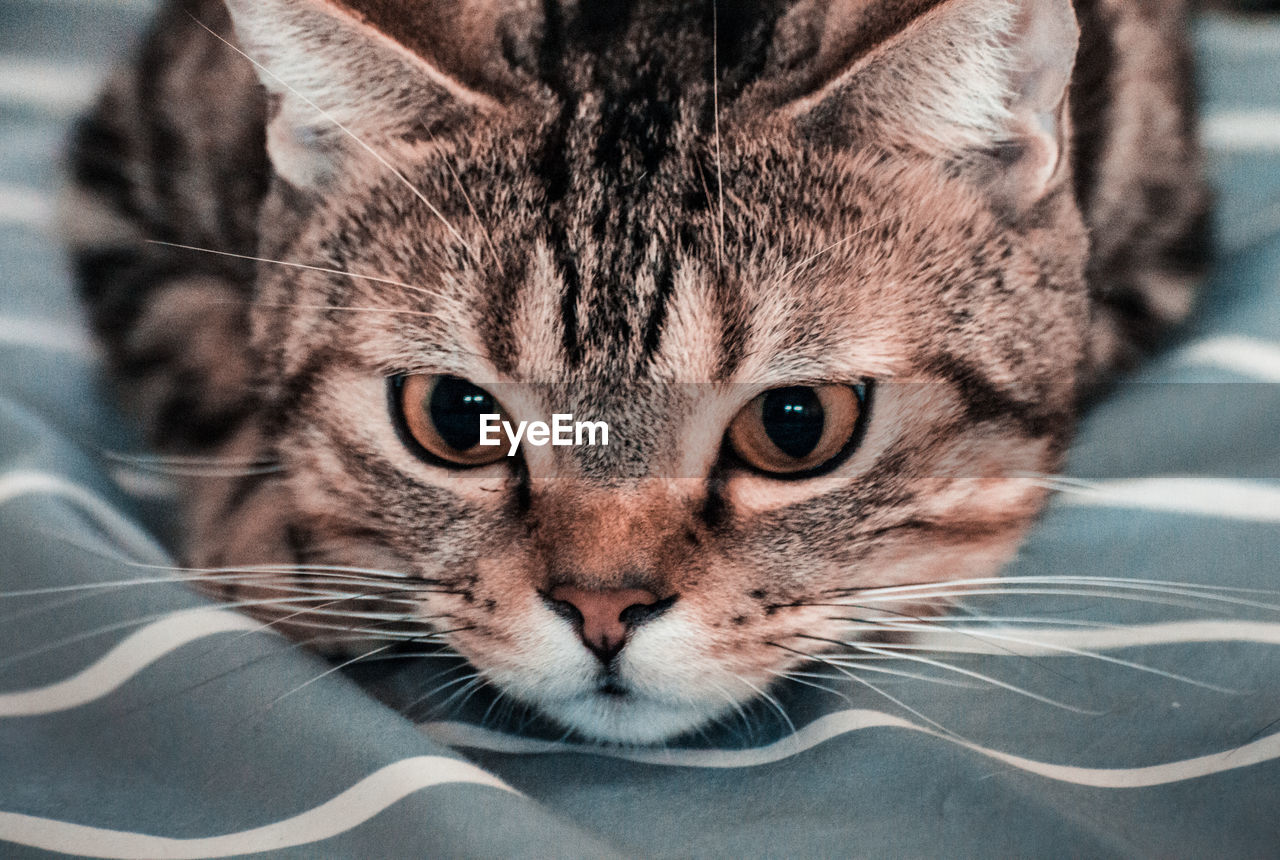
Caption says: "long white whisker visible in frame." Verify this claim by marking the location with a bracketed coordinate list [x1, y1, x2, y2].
[711, 0, 725, 275]
[700, 676, 758, 742]
[33, 534, 431, 584]
[772, 642, 965, 740]
[781, 213, 901, 280]
[850, 587, 1271, 614]
[765, 668, 859, 708]
[851, 622, 1243, 694]
[434, 129, 504, 275]
[93, 449, 280, 467]
[260, 642, 395, 712]
[787, 664, 981, 689]
[840, 642, 1103, 715]
[443, 675, 495, 717]
[475, 686, 510, 729]
[829, 614, 1121, 629]
[112, 462, 281, 479]
[0, 543, 453, 598]
[731, 672, 796, 739]
[240, 300, 463, 323]
[0, 598, 348, 669]
[850, 575, 1280, 603]
[0, 596, 455, 669]
[144, 240, 436, 298]
[407, 667, 484, 714]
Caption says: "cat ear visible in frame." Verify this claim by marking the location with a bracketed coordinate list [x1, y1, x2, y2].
[221, 0, 499, 189]
[788, 0, 1079, 211]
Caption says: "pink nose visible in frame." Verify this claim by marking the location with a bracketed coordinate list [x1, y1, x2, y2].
[546, 585, 670, 664]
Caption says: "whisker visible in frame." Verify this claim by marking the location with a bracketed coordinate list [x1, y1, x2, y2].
[0, 594, 457, 670]
[0, 535, 462, 600]
[846, 621, 1244, 694]
[436, 674, 492, 717]
[839, 585, 1279, 615]
[110, 462, 281, 479]
[332, 649, 462, 663]
[110, 634, 329, 723]
[711, 0, 725, 275]
[258, 641, 397, 713]
[729, 672, 796, 739]
[427, 122, 504, 275]
[144, 240, 436, 298]
[404, 662, 485, 716]
[243, 610, 461, 642]
[781, 212, 902, 281]
[786, 664, 981, 689]
[32, 534, 450, 586]
[0, 587, 112, 629]
[839, 574, 1280, 604]
[764, 668, 859, 707]
[827, 640, 1104, 715]
[477, 685, 514, 730]
[239, 300, 461, 323]
[820, 603, 1079, 682]
[826, 614, 1121, 629]
[770, 642, 966, 740]
[92, 449, 281, 468]
[700, 676, 759, 744]
[0, 597, 361, 671]
[174, 599, 451, 674]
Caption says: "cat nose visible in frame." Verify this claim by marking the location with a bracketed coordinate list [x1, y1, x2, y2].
[544, 585, 674, 664]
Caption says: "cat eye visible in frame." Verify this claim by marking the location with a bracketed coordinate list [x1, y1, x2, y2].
[392, 374, 512, 467]
[727, 383, 869, 477]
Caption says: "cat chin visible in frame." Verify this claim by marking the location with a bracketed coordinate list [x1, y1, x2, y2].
[536, 691, 725, 745]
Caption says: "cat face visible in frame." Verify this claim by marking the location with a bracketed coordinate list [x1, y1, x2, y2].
[218, 0, 1089, 742]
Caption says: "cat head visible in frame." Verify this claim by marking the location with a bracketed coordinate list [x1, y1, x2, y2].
[218, 0, 1088, 742]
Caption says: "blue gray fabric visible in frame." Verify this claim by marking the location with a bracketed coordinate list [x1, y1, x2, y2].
[2, 3, 1279, 857]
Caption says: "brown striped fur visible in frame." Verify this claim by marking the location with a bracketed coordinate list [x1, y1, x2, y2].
[65, 0, 1208, 742]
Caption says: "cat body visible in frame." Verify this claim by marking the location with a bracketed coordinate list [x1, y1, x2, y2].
[66, 0, 1208, 742]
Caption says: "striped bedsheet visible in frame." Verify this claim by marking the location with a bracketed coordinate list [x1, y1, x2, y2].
[2, 2, 1279, 857]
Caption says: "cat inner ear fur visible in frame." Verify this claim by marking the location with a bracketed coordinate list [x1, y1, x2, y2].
[786, 0, 1079, 213]
[222, 0, 500, 189]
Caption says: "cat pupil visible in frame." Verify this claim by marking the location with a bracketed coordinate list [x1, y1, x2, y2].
[428, 376, 493, 451]
[761, 387, 825, 458]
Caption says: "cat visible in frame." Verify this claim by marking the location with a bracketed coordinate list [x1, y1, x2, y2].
[63, 0, 1209, 744]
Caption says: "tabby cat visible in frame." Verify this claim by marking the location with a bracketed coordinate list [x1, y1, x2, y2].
[65, 0, 1208, 743]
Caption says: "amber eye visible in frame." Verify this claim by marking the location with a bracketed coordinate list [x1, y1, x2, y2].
[727, 383, 868, 476]
[393, 374, 512, 466]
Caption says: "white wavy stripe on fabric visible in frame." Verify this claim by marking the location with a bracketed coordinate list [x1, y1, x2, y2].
[108, 465, 179, 500]
[0, 610, 262, 717]
[1055, 477, 1280, 522]
[1197, 16, 1280, 60]
[1172, 334, 1280, 382]
[424, 710, 1280, 788]
[0, 470, 169, 564]
[0, 183, 52, 229]
[888, 619, 1280, 655]
[1201, 109, 1280, 152]
[0, 57, 101, 114]
[0, 756, 518, 859]
[0, 314, 95, 356]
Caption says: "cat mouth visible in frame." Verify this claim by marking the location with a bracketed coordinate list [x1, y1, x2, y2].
[533, 679, 728, 745]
